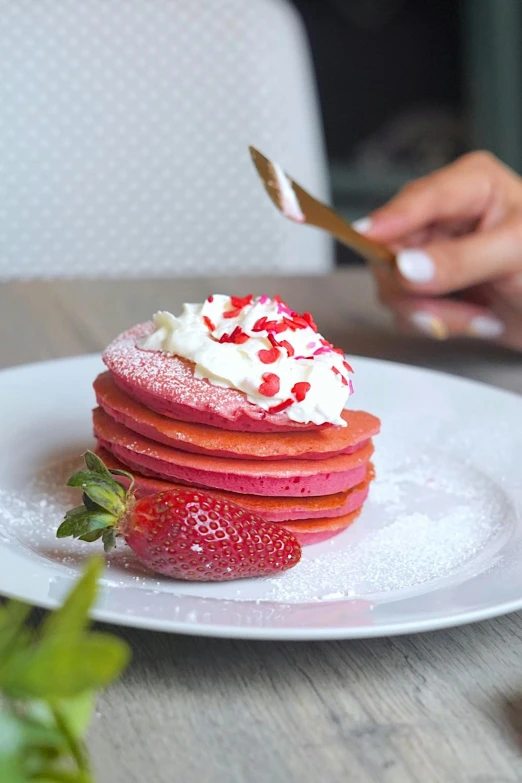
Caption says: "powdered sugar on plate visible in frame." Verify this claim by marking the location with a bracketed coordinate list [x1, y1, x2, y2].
[254, 453, 512, 602]
[0, 449, 513, 604]
[2, 350, 522, 639]
[0, 457, 145, 577]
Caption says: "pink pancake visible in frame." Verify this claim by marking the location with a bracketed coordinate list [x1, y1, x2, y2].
[96, 446, 373, 521]
[93, 408, 373, 497]
[95, 447, 367, 546]
[103, 322, 333, 432]
[283, 508, 362, 545]
[94, 372, 380, 461]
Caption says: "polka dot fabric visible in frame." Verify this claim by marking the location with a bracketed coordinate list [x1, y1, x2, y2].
[0, 0, 331, 279]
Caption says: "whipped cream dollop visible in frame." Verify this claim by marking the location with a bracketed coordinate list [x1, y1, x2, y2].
[138, 294, 354, 426]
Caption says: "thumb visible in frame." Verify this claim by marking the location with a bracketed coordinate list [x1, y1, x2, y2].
[394, 217, 522, 295]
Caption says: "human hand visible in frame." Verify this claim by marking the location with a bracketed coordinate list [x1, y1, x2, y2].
[355, 151, 522, 349]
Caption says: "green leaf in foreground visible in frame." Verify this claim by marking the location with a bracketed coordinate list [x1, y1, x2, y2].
[50, 692, 95, 742]
[3, 557, 128, 699]
[0, 600, 33, 670]
[40, 557, 102, 641]
[7, 632, 129, 699]
[24, 693, 95, 744]
[0, 755, 27, 783]
[0, 557, 130, 782]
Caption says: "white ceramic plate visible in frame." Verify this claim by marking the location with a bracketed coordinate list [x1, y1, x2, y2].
[0, 355, 521, 640]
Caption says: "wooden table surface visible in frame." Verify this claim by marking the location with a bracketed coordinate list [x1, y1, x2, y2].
[1, 269, 522, 783]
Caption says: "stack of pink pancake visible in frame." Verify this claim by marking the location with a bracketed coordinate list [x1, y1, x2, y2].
[93, 322, 380, 546]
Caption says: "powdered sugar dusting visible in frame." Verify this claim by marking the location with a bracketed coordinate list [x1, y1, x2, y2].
[103, 323, 322, 431]
[263, 509, 500, 602]
[104, 323, 249, 415]
[0, 457, 144, 577]
[0, 450, 512, 605]
[138, 296, 352, 426]
[254, 454, 512, 602]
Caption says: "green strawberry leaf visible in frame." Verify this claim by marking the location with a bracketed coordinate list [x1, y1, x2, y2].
[66, 471, 124, 499]
[40, 558, 102, 642]
[108, 468, 135, 492]
[83, 451, 112, 478]
[77, 529, 105, 543]
[80, 513, 114, 536]
[102, 529, 117, 553]
[64, 506, 90, 520]
[56, 512, 92, 540]
[66, 474, 125, 516]
[82, 482, 124, 516]
[66, 471, 101, 489]
[81, 493, 101, 513]
[57, 506, 97, 538]
[57, 511, 115, 540]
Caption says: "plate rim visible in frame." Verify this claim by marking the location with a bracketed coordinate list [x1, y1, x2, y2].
[0, 352, 521, 640]
[1, 570, 522, 639]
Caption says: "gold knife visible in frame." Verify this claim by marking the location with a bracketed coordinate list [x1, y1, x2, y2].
[249, 145, 395, 267]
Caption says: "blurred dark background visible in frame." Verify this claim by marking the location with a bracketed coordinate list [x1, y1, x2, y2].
[291, 0, 522, 263]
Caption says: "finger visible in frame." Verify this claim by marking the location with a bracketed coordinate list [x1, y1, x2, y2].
[356, 151, 504, 243]
[493, 307, 522, 350]
[491, 271, 522, 311]
[372, 264, 518, 347]
[423, 217, 481, 241]
[399, 228, 434, 248]
[394, 216, 522, 295]
[396, 218, 480, 249]
[479, 285, 522, 349]
[381, 292, 501, 340]
[371, 263, 500, 338]
[371, 265, 514, 345]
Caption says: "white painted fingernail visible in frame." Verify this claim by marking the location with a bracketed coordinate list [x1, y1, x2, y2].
[409, 312, 449, 340]
[397, 249, 436, 283]
[468, 315, 505, 338]
[352, 217, 372, 234]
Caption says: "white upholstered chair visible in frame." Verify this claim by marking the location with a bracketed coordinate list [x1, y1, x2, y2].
[0, 0, 332, 279]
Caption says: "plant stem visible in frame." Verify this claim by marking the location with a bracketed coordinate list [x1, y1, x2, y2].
[33, 771, 94, 783]
[50, 704, 92, 777]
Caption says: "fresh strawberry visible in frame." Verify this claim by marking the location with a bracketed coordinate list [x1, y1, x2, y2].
[57, 451, 302, 581]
